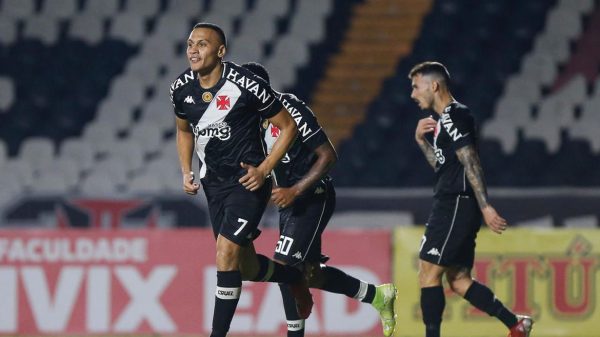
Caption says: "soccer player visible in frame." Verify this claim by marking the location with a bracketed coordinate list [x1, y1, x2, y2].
[241, 62, 397, 337]
[408, 61, 533, 337]
[170, 23, 312, 337]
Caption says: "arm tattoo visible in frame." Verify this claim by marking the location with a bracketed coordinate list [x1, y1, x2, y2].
[456, 145, 489, 209]
[417, 140, 437, 169]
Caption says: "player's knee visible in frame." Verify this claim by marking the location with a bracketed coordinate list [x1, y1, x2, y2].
[418, 264, 443, 287]
[446, 271, 472, 296]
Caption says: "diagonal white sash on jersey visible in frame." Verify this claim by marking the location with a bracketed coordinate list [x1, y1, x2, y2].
[194, 81, 241, 178]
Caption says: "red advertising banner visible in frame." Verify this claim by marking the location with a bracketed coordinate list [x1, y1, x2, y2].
[0, 228, 391, 336]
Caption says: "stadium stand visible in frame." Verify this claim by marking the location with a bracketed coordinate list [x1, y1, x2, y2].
[0, 0, 598, 210]
[0, 0, 355, 204]
[310, 0, 432, 146]
[332, 0, 600, 187]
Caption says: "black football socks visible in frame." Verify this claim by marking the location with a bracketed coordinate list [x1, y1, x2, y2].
[279, 283, 305, 337]
[211, 271, 242, 337]
[421, 286, 445, 337]
[464, 281, 518, 328]
[320, 265, 376, 303]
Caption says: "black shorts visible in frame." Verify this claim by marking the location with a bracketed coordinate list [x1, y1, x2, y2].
[274, 180, 336, 266]
[203, 178, 272, 246]
[419, 195, 482, 269]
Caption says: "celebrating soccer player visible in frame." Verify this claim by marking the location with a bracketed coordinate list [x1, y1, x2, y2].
[170, 23, 312, 337]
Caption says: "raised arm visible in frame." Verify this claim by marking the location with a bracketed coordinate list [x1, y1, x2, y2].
[455, 145, 506, 234]
[176, 116, 200, 195]
[415, 116, 438, 169]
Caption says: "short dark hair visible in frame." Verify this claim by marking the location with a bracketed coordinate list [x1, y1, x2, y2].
[193, 22, 227, 47]
[241, 62, 270, 84]
[408, 61, 451, 86]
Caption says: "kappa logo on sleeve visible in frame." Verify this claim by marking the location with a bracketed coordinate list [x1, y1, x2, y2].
[184, 96, 195, 104]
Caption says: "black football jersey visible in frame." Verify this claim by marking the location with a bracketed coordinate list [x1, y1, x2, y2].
[261, 92, 329, 190]
[170, 62, 283, 184]
[432, 102, 478, 198]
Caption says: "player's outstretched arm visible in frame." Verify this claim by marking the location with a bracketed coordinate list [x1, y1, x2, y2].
[271, 141, 337, 208]
[415, 116, 438, 169]
[239, 107, 298, 191]
[456, 145, 507, 234]
[176, 116, 200, 195]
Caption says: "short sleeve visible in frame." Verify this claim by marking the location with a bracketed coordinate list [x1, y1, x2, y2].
[170, 87, 186, 119]
[296, 103, 327, 150]
[303, 128, 328, 151]
[245, 74, 283, 119]
[446, 108, 476, 150]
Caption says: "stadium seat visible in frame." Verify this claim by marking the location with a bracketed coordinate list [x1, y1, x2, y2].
[125, 57, 163, 86]
[521, 53, 558, 87]
[105, 75, 147, 110]
[545, 5, 583, 41]
[208, 0, 247, 19]
[109, 13, 146, 45]
[533, 33, 570, 63]
[106, 139, 144, 173]
[1, 0, 36, 19]
[0, 170, 24, 198]
[82, 121, 119, 155]
[81, 0, 120, 18]
[166, 0, 204, 17]
[128, 122, 164, 156]
[524, 97, 567, 153]
[253, 0, 289, 17]
[127, 171, 164, 194]
[288, 3, 330, 43]
[482, 118, 520, 154]
[31, 171, 70, 194]
[152, 14, 194, 41]
[123, 0, 160, 18]
[59, 138, 95, 172]
[40, 0, 78, 20]
[238, 12, 278, 45]
[42, 158, 82, 189]
[140, 97, 175, 132]
[23, 16, 60, 45]
[0, 18, 17, 45]
[68, 15, 104, 45]
[266, 35, 309, 87]
[19, 137, 56, 168]
[79, 171, 120, 195]
[90, 158, 129, 187]
[565, 0, 595, 14]
[94, 101, 135, 132]
[227, 35, 264, 64]
[1, 159, 35, 190]
[503, 76, 542, 104]
[145, 154, 184, 192]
